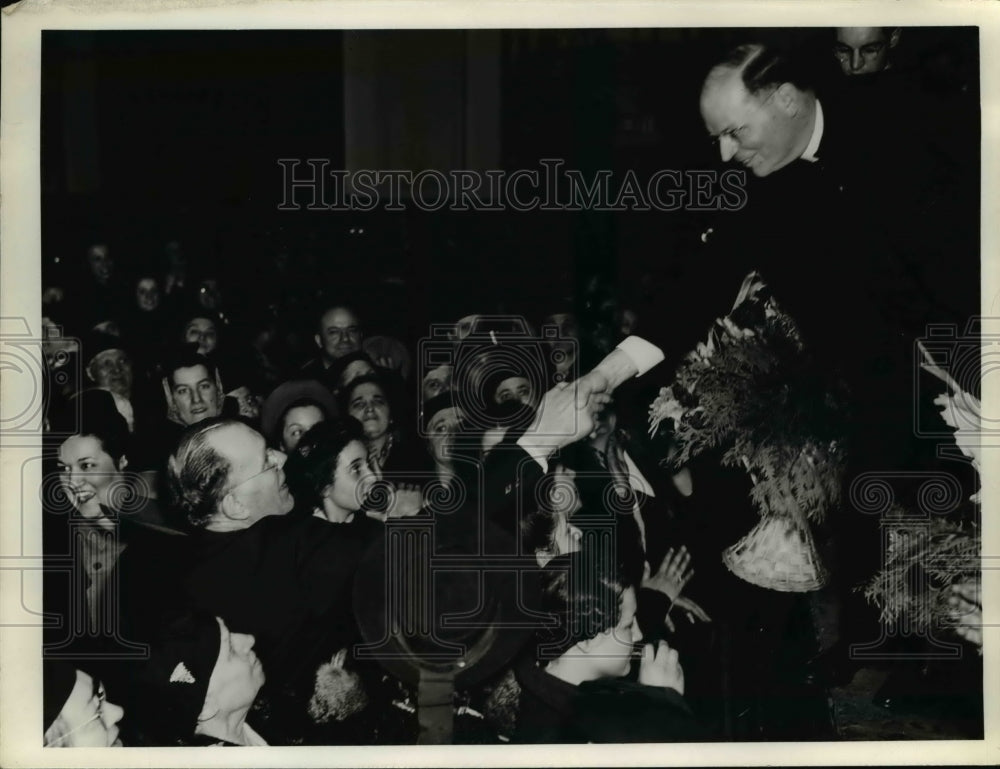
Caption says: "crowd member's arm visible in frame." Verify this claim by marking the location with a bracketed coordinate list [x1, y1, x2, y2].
[483, 337, 664, 534]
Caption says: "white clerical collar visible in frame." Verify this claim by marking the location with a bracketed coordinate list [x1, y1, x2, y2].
[801, 98, 824, 163]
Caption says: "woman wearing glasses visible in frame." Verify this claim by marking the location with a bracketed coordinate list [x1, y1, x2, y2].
[43, 661, 124, 747]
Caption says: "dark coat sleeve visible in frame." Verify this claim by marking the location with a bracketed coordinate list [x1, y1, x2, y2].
[478, 431, 547, 537]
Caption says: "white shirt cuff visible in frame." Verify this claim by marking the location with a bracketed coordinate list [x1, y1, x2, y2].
[515, 436, 550, 473]
[616, 336, 664, 378]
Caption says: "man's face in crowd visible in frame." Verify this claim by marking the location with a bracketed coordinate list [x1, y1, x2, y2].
[421, 365, 453, 401]
[136, 278, 160, 312]
[209, 422, 294, 521]
[87, 244, 113, 285]
[169, 364, 223, 426]
[88, 349, 132, 398]
[834, 27, 897, 76]
[700, 69, 801, 177]
[48, 670, 124, 747]
[316, 307, 362, 360]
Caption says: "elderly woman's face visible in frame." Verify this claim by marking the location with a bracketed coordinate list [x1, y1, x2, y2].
[88, 349, 132, 398]
[57, 435, 124, 523]
[135, 278, 160, 312]
[348, 382, 391, 441]
[184, 318, 218, 356]
[203, 618, 264, 719]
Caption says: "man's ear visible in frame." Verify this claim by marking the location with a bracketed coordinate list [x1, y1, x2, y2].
[118, 454, 129, 473]
[314, 333, 323, 350]
[220, 490, 245, 521]
[774, 82, 799, 116]
[86, 363, 97, 383]
[889, 28, 901, 49]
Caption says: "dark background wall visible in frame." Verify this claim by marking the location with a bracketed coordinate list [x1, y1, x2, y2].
[40, 27, 980, 349]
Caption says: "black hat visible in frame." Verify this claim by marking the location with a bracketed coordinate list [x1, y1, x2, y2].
[326, 350, 377, 391]
[81, 330, 127, 368]
[131, 611, 221, 741]
[43, 660, 80, 732]
[352, 515, 538, 743]
[421, 391, 456, 431]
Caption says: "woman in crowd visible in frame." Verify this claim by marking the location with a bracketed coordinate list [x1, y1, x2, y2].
[285, 418, 383, 527]
[341, 373, 429, 489]
[513, 551, 702, 743]
[520, 462, 584, 568]
[421, 392, 466, 489]
[260, 379, 339, 453]
[43, 660, 125, 747]
[47, 389, 182, 641]
[286, 415, 423, 522]
[128, 612, 268, 746]
[124, 274, 169, 381]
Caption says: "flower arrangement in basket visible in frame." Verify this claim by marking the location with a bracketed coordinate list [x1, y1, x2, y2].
[648, 271, 848, 592]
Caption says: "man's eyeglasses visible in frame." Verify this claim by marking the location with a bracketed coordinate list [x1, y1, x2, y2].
[225, 448, 283, 497]
[326, 326, 361, 341]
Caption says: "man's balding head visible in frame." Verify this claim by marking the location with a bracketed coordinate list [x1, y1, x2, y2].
[700, 44, 817, 177]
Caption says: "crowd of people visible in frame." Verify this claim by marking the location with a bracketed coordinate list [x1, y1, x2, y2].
[39, 29, 982, 747]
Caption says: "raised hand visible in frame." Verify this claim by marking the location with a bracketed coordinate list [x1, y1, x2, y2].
[526, 381, 613, 451]
[642, 547, 694, 603]
[672, 595, 712, 624]
[387, 484, 423, 517]
[638, 640, 685, 694]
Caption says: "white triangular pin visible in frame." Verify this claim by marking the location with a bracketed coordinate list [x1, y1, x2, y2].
[169, 662, 196, 684]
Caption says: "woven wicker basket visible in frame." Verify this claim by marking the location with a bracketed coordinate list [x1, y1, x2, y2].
[722, 513, 828, 593]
